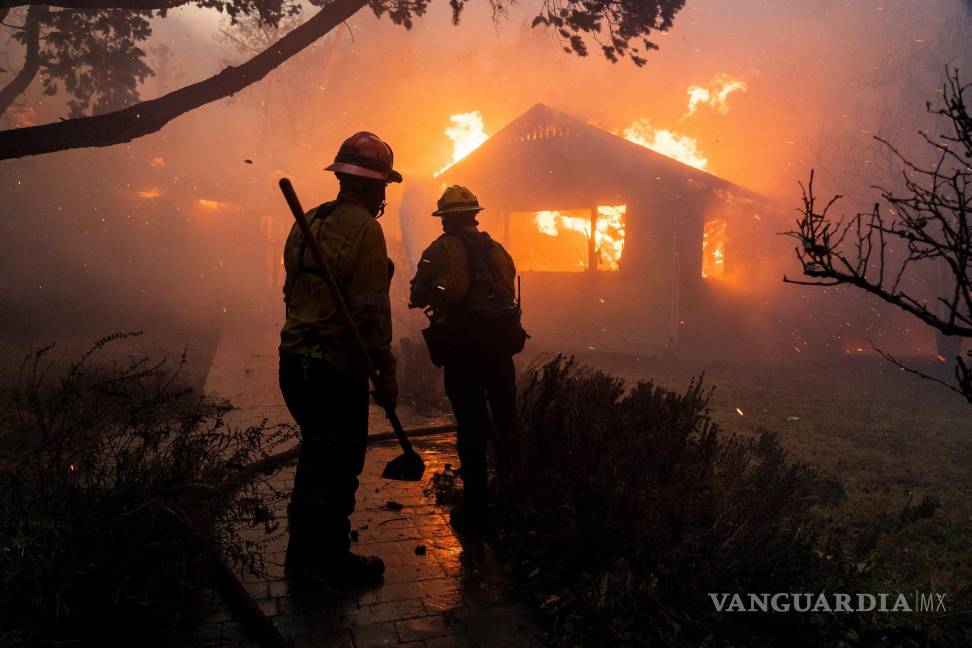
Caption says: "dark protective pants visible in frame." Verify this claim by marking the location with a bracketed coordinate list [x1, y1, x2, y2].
[443, 354, 516, 516]
[279, 351, 369, 562]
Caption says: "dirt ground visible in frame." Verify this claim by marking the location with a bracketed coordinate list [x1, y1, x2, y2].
[541, 346, 972, 595]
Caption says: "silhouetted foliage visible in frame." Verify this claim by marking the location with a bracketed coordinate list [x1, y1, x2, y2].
[0, 333, 294, 645]
[0, 0, 686, 157]
[489, 356, 846, 645]
[35, 9, 154, 116]
[785, 68, 972, 404]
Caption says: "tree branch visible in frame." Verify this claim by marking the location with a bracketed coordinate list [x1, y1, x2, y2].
[0, 4, 43, 115]
[0, 0, 186, 9]
[0, 0, 367, 159]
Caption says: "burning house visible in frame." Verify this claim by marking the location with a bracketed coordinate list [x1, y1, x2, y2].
[406, 104, 776, 352]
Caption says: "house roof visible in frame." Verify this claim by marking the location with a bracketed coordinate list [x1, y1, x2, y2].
[436, 103, 762, 212]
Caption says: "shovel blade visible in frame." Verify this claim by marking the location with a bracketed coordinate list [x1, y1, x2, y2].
[381, 451, 425, 481]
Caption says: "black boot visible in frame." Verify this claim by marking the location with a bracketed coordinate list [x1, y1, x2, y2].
[449, 504, 489, 535]
[286, 551, 385, 587]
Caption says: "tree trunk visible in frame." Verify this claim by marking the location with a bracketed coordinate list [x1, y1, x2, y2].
[0, 0, 367, 160]
[0, 5, 44, 116]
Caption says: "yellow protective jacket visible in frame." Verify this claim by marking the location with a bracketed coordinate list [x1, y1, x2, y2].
[409, 226, 516, 316]
[280, 199, 395, 376]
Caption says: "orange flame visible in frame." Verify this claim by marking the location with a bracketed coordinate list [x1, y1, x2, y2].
[702, 218, 726, 279]
[435, 111, 489, 177]
[623, 118, 708, 170]
[685, 74, 747, 116]
[533, 205, 626, 271]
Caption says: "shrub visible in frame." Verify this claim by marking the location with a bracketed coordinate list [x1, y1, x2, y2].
[493, 356, 848, 646]
[0, 333, 293, 646]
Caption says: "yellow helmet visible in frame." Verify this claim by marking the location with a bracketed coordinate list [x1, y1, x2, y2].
[432, 185, 484, 217]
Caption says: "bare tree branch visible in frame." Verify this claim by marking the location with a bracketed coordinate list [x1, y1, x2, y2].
[0, 0, 367, 159]
[783, 68, 972, 405]
[0, 4, 43, 115]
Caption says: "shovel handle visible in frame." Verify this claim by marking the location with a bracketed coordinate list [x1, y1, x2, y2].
[279, 178, 415, 456]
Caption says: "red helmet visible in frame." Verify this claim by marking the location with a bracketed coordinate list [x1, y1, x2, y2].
[325, 131, 403, 183]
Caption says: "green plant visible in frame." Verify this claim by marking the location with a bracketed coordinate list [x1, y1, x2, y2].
[0, 332, 294, 646]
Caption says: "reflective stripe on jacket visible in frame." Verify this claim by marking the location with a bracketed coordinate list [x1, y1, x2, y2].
[279, 199, 395, 376]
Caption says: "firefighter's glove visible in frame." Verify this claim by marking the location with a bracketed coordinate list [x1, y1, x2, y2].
[372, 371, 398, 410]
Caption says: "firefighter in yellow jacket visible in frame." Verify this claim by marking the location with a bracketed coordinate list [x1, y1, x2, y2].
[409, 186, 526, 533]
[279, 132, 400, 585]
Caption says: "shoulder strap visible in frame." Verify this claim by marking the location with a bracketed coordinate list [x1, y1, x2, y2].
[286, 201, 338, 305]
[297, 201, 338, 276]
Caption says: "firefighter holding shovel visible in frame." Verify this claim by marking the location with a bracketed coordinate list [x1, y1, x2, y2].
[277, 132, 413, 586]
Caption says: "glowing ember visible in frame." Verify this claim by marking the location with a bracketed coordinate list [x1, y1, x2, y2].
[149, 156, 165, 168]
[623, 118, 708, 170]
[686, 74, 747, 116]
[435, 111, 489, 177]
[702, 218, 726, 279]
[137, 187, 163, 199]
[197, 198, 230, 211]
[533, 205, 626, 271]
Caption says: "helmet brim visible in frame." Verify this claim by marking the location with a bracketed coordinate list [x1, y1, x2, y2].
[325, 162, 403, 183]
[431, 206, 485, 217]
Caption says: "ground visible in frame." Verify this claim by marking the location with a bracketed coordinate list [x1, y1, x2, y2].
[192, 322, 972, 645]
[188, 324, 544, 647]
[189, 435, 546, 647]
[566, 348, 972, 593]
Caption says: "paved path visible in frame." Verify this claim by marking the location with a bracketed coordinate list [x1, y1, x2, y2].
[190, 324, 546, 647]
[191, 436, 545, 647]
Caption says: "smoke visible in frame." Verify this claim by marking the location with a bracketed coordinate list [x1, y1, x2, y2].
[0, 0, 969, 364]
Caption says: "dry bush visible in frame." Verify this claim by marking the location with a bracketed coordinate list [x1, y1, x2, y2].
[494, 355, 849, 646]
[0, 333, 294, 646]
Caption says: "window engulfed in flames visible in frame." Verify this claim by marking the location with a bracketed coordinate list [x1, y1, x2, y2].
[512, 205, 626, 272]
[702, 218, 726, 279]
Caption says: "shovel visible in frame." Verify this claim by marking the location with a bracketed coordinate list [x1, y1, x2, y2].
[278, 178, 425, 482]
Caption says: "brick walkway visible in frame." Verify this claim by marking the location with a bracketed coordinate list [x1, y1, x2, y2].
[190, 435, 546, 647]
[191, 325, 546, 647]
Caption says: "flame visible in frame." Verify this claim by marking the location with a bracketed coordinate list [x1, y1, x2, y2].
[702, 218, 726, 279]
[137, 187, 163, 199]
[685, 74, 747, 116]
[532, 205, 626, 271]
[623, 118, 708, 170]
[434, 111, 489, 176]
